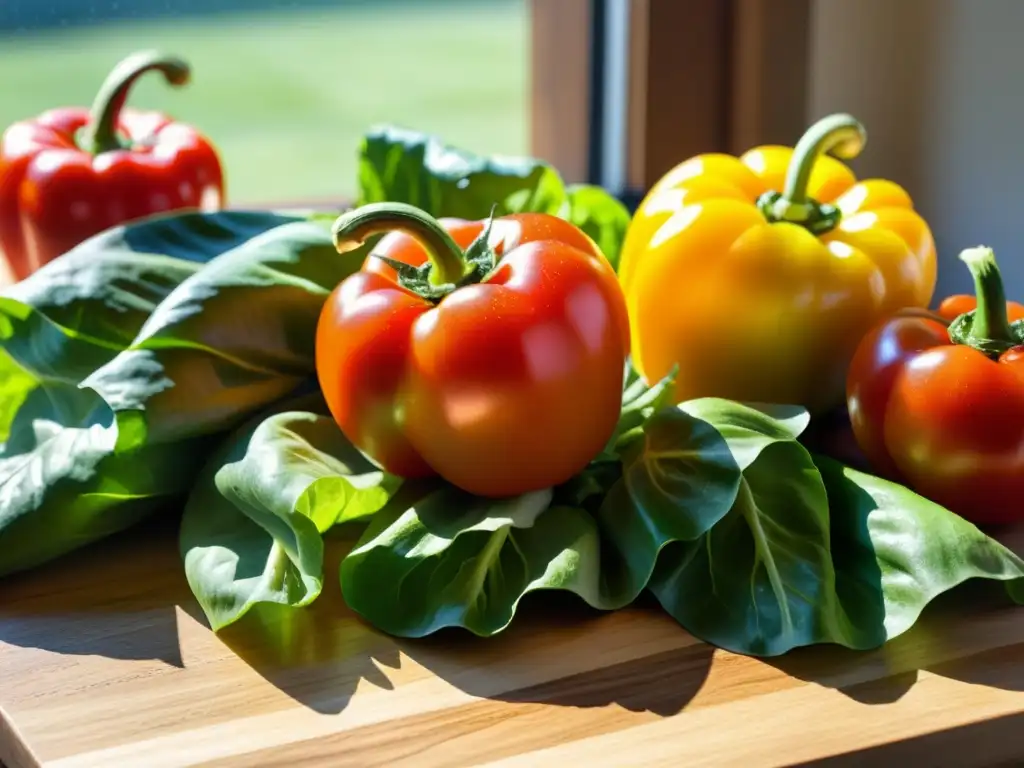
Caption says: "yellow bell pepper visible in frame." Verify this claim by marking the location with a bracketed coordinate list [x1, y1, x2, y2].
[618, 113, 937, 414]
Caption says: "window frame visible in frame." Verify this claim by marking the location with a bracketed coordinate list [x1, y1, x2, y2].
[531, 0, 812, 208]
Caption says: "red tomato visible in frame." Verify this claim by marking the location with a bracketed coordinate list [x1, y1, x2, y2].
[847, 246, 1024, 525]
[315, 205, 630, 498]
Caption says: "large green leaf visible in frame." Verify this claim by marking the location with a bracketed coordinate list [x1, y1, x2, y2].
[595, 398, 808, 606]
[3, 211, 301, 349]
[649, 441, 868, 656]
[0, 211, 357, 577]
[0, 298, 210, 576]
[358, 125, 632, 266]
[358, 125, 565, 219]
[819, 456, 1024, 640]
[340, 484, 634, 638]
[181, 402, 398, 631]
[636, 414, 1024, 656]
[595, 409, 740, 598]
[83, 219, 364, 446]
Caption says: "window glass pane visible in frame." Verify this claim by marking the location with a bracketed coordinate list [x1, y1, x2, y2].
[0, 0, 528, 204]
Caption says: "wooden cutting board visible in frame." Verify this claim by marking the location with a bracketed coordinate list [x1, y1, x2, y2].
[4, 516, 1024, 768]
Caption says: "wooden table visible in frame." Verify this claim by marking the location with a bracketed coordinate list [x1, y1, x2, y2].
[4, 516, 1024, 767]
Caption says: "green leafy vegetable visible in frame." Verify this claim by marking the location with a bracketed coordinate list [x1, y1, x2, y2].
[84, 219, 362, 445]
[0, 298, 210, 576]
[181, 401, 398, 630]
[596, 398, 808, 618]
[0, 211, 361, 576]
[358, 125, 564, 219]
[3, 211, 302, 349]
[182, 402, 636, 636]
[358, 125, 632, 266]
[649, 439, 863, 656]
[560, 184, 632, 271]
[340, 486, 634, 638]
[819, 455, 1024, 640]
[631, 404, 1024, 656]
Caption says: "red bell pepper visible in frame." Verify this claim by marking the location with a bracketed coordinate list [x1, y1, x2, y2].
[847, 246, 1024, 525]
[315, 202, 630, 498]
[0, 50, 225, 281]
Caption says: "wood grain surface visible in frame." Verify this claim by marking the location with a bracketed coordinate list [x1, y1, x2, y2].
[4, 515, 1024, 768]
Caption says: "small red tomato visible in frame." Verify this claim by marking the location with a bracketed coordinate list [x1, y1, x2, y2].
[847, 246, 1024, 525]
[315, 202, 630, 498]
[936, 294, 1024, 323]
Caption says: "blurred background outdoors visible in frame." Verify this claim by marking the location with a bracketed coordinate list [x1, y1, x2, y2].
[0, 0, 528, 205]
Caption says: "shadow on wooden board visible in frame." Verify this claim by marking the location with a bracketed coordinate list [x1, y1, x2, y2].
[789, 710, 1024, 768]
[214, 533, 715, 719]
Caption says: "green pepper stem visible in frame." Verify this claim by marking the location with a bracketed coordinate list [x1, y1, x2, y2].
[782, 114, 866, 204]
[83, 51, 191, 155]
[761, 114, 866, 226]
[331, 203, 468, 286]
[959, 246, 1016, 345]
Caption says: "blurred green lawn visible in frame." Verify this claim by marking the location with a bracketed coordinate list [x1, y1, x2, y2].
[0, 0, 527, 204]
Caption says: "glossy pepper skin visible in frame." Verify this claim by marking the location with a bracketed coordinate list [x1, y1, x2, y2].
[315, 203, 630, 498]
[847, 246, 1024, 525]
[0, 51, 224, 281]
[618, 114, 936, 414]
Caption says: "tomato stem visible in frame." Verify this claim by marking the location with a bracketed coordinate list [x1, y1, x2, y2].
[82, 50, 191, 155]
[331, 203, 468, 286]
[756, 113, 866, 236]
[948, 246, 1024, 357]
